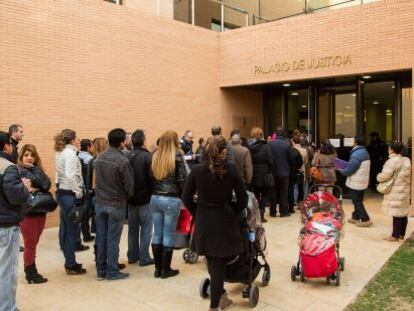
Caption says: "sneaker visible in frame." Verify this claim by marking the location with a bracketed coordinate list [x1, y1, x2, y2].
[97, 274, 106, 281]
[219, 292, 234, 310]
[356, 220, 373, 228]
[399, 236, 405, 240]
[128, 259, 138, 264]
[383, 236, 399, 242]
[75, 244, 90, 252]
[106, 272, 130, 281]
[280, 213, 291, 218]
[139, 259, 155, 267]
[347, 218, 358, 225]
[65, 264, 87, 275]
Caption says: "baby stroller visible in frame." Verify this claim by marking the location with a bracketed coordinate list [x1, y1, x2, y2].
[174, 208, 199, 264]
[291, 184, 345, 286]
[199, 191, 270, 308]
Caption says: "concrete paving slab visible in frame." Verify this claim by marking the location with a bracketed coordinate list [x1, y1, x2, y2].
[16, 195, 414, 310]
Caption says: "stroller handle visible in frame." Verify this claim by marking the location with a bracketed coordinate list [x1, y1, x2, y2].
[308, 184, 343, 201]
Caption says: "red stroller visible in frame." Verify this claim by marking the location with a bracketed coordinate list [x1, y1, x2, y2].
[291, 184, 345, 286]
[174, 207, 199, 264]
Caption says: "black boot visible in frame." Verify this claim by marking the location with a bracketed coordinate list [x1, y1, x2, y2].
[25, 264, 48, 284]
[161, 247, 179, 279]
[152, 244, 163, 278]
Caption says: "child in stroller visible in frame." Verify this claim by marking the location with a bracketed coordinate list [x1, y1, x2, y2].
[291, 184, 345, 286]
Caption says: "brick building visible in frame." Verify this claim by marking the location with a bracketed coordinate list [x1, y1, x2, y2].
[0, 0, 413, 226]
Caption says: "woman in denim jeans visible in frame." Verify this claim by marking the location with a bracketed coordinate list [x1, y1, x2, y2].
[151, 130, 187, 279]
[54, 129, 86, 275]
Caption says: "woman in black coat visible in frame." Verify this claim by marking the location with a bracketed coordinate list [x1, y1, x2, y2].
[247, 127, 273, 222]
[182, 135, 248, 311]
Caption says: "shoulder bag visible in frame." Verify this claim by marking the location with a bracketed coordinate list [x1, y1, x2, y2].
[25, 191, 58, 214]
[377, 160, 403, 194]
[310, 151, 324, 182]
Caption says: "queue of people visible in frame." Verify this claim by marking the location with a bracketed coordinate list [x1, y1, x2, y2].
[0, 123, 412, 311]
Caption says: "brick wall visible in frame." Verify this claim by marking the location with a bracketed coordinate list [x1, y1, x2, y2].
[220, 0, 414, 87]
[0, 0, 262, 226]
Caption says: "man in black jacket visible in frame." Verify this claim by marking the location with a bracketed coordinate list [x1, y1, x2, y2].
[127, 129, 154, 266]
[0, 131, 31, 310]
[8, 124, 24, 164]
[268, 127, 294, 217]
[94, 128, 134, 281]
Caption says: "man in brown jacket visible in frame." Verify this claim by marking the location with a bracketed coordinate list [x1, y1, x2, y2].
[231, 134, 253, 186]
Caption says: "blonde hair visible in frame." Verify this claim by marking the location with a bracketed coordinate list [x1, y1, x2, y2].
[152, 130, 181, 180]
[18, 144, 44, 171]
[250, 127, 264, 139]
[54, 129, 76, 152]
[93, 138, 108, 157]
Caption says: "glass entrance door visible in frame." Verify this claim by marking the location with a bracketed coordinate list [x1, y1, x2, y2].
[287, 88, 310, 137]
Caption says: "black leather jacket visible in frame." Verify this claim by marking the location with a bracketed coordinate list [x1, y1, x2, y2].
[153, 152, 187, 197]
[0, 151, 29, 226]
[19, 165, 52, 216]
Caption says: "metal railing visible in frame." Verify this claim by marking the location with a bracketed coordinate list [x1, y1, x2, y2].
[106, 0, 377, 31]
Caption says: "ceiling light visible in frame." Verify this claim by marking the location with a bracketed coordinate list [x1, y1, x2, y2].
[345, 106, 352, 109]
[362, 75, 371, 79]
[352, 94, 356, 97]
[282, 83, 291, 87]
[386, 113, 392, 116]
[301, 105, 307, 108]
[291, 92, 299, 96]
[392, 85, 395, 89]
[372, 101, 379, 105]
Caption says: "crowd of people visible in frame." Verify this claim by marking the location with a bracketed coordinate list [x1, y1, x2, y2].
[0, 123, 412, 311]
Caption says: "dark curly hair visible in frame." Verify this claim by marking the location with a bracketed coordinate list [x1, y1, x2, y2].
[203, 135, 228, 178]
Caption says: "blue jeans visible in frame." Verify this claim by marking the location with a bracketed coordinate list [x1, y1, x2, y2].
[95, 204, 126, 277]
[150, 195, 181, 248]
[57, 192, 80, 268]
[128, 203, 153, 264]
[0, 226, 20, 311]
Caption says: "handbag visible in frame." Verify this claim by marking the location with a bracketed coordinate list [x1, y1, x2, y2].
[377, 160, 403, 194]
[25, 191, 58, 214]
[263, 172, 275, 187]
[310, 152, 324, 182]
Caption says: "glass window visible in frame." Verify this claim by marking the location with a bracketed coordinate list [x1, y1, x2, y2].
[264, 89, 283, 137]
[335, 93, 356, 138]
[287, 89, 309, 134]
[402, 87, 412, 145]
[365, 81, 395, 143]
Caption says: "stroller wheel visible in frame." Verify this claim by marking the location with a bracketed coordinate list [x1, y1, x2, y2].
[262, 265, 271, 286]
[335, 269, 341, 286]
[290, 266, 297, 282]
[339, 257, 345, 271]
[183, 249, 199, 264]
[325, 277, 331, 285]
[199, 278, 210, 299]
[300, 269, 305, 282]
[248, 285, 259, 308]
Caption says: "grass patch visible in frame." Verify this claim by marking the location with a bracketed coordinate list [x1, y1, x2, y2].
[347, 236, 414, 311]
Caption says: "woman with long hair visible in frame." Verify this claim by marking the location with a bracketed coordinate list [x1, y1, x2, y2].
[151, 130, 187, 279]
[311, 138, 337, 184]
[182, 135, 248, 311]
[55, 129, 86, 275]
[377, 141, 411, 241]
[18, 144, 51, 284]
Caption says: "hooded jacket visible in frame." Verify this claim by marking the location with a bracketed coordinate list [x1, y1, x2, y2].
[340, 146, 371, 190]
[0, 151, 30, 226]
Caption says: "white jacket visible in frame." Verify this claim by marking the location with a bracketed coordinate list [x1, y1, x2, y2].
[55, 144, 84, 198]
[377, 154, 411, 217]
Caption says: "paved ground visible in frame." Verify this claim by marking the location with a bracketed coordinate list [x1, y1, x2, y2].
[17, 194, 414, 311]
